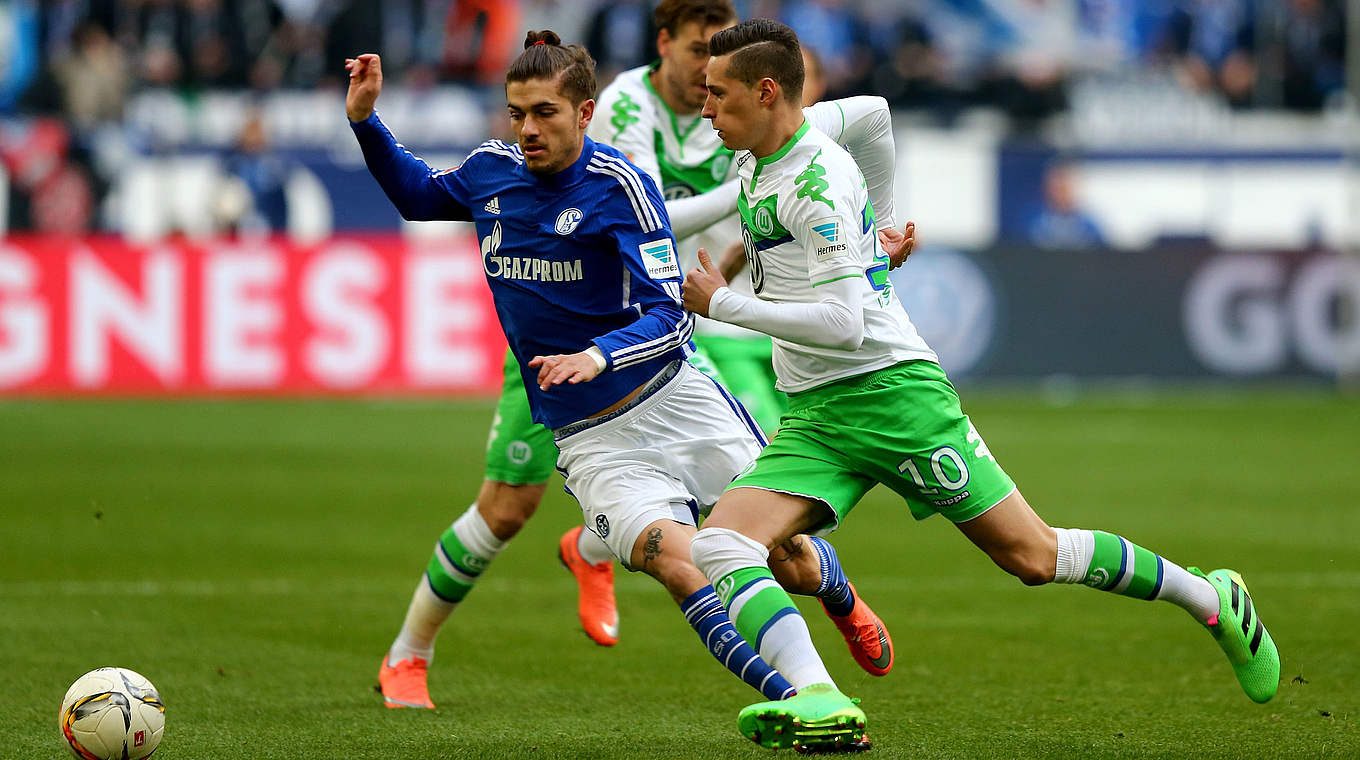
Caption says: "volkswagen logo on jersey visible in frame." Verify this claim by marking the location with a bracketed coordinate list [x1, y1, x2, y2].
[663, 183, 696, 201]
[711, 153, 732, 181]
[555, 207, 584, 235]
[752, 206, 775, 237]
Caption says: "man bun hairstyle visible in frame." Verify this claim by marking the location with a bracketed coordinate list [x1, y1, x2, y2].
[708, 19, 803, 104]
[653, 0, 737, 36]
[506, 30, 597, 106]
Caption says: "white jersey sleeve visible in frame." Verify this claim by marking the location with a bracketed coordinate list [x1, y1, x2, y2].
[803, 97, 896, 231]
[709, 275, 866, 350]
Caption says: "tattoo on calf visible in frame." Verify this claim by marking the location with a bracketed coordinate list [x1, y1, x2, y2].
[772, 536, 806, 562]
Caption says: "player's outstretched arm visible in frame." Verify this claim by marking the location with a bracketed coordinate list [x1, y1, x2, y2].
[346, 54, 472, 222]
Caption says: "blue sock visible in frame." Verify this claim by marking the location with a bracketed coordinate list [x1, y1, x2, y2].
[681, 586, 796, 701]
[809, 537, 855, 617]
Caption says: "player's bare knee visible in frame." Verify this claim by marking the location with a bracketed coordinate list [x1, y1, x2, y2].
[1003, 549, 1056, 586]
[477, 482, 545, 540]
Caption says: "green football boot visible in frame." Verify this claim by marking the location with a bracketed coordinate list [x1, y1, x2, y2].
[1190, 567, 1280, 703]
[736, 683, 867, 752]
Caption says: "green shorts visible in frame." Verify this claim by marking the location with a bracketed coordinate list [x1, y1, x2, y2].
[484, 349, 558, 485]
[728, 360, 1015, 531]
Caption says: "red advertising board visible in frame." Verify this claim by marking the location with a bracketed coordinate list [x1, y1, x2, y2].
[0, 235, 507, 394]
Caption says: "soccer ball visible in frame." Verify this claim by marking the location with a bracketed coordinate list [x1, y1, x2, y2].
[59, 667, 165, 760]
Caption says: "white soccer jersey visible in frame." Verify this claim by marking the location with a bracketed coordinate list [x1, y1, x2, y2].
[590, 65, 892, 339]
[733, 121, 937, 392]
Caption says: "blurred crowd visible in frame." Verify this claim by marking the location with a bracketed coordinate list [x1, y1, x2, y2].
[1, 0, 1349, 124]
[0, 0, 1348, 237]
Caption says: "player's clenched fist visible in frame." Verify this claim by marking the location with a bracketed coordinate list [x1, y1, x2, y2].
[682, 248, 728, 318]
[345, 53, 383, 123]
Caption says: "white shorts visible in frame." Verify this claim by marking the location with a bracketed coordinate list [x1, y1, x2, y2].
[554, 361, 765, 569]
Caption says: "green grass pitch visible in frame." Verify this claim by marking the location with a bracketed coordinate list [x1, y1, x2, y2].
[1, 389, 1357, 759]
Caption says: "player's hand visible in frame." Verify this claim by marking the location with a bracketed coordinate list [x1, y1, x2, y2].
[528, 352, 601, 390]
[345, 54, 383, 123]
[682, 248, 728, 318]
[879, 222, 916, 270]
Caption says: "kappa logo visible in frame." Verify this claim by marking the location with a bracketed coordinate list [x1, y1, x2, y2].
[595, 514, 610, 537]
[484, 196, 501, 215]
[639, 239, 680, 279]
[555, 207, 583, 235]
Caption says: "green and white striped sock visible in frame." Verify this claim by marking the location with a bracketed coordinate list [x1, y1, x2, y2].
[1054, 528, 1218, 620]
[389, 503, 507, 663]
[693, 527, 832, 690]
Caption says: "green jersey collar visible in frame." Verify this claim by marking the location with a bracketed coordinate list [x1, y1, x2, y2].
[645, 61, 704, 149]
[756, 119, 810, 167]
[750, 119, 810, 193]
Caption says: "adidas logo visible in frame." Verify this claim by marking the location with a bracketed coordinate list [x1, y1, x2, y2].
[484, 197, 501, 215]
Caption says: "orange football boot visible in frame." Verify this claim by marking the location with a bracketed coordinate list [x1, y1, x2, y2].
[558, 526, 619, 646]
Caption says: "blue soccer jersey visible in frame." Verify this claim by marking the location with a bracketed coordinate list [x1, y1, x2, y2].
[352, 113, 693, 429]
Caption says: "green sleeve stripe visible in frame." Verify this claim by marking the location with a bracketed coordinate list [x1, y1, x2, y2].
[812, 273, 860, 287]
[836, 102, 846, 139]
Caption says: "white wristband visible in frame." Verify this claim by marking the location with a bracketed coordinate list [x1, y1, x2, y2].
[585, 345, 607, 373]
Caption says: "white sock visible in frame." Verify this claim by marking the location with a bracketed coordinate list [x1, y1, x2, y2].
[388, 582, 452, 663]
[1155, 565, 1221, 622]
[691, 527, 834, 690]
[1053, 527, 1094, 584]
[388, 503, 507, 663]
[577, 527, 615, 565]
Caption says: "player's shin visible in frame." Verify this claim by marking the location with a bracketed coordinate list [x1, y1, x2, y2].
[682, 586, 796, 700]
[692, 527, 833, 690]
[1052, 528, 1219, 621]
[389, 502, 508, 663]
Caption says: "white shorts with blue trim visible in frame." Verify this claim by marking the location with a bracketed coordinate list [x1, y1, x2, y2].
[553, 361, 763, 568]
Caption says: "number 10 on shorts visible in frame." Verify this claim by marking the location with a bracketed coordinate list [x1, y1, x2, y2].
[897, 446, 971, 494]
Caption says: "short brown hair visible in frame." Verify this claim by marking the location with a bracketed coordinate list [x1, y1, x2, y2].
[708, 19, 803, 104]
[653, 0, 737, 36]
[505, 30, 597, 106]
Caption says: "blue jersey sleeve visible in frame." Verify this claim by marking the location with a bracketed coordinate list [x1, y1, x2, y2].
[587, 162, 694, 370]
[350, 112, 473, 221]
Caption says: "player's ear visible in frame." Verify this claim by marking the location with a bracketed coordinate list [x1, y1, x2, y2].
[758, 77, 777, 107]
[578, 98, 595, 129]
